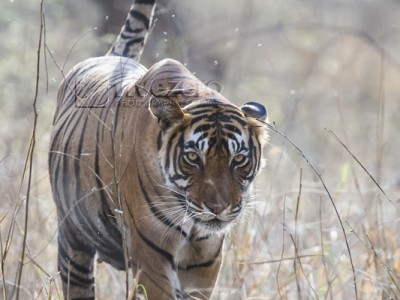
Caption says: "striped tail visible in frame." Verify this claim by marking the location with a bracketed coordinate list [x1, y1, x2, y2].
[106, 0, 156, 60]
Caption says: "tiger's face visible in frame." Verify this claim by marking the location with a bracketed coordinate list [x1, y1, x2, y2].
[151, 97, 267, 234]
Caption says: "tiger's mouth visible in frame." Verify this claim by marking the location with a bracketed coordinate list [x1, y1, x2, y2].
[194, 217, 232, 233]
[191, 208, 240, 233]
[184, 196, 242, 232]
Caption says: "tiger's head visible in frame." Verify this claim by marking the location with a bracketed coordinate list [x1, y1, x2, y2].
[143, 60, 267, 234]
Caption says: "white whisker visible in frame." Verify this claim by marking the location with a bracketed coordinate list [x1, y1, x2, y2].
[148, 175, 186, 197]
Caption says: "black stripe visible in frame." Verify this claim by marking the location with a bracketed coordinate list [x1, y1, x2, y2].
[194, 235, 210, 242]
[60, 110, 81, 213]
[248, 130, 257, 170]
[188, 104, 243, 118]
[124, 37, 145, 45]
[138, 270, 176, 299]
[196, 134, 211, 151]
[190, 115, 210, 125]
[172, 133, 184, 178]
[58, 256, 94, 287]
[193, 123, 212, 134]
[134, 221, 177, 270]
[175, 288, 183, 299]
[56, 97, 76, 123]
[130, 10, 150, 30]
[157, 131, 163, 151]
[138, 174, 188, 238]
[120, 32, 137, 40]
[181, 259, 215, 271]
[188, 108, 215, 116]
[225, 132, 239, 143]
[221, 109, 245, 117]
[59, 264, 94, 288]
[58, 245, 93, 275]
[223, 124, 242, 133]
[164, 130, 180, 170]
[169, 173, 187, 182]
[112, 84, 122, 139]
[74, 110, 89, 204]
[186, 101, 233, 111]
[135, 0, 155, 4]
[122, 37, 145, 57]
[229, 114, 248, 127]
[50, 127, 69, 205]
[179, 240, 223, 271]
[123, 26, 145, 35]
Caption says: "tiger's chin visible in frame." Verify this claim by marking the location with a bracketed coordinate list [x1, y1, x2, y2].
[195, 218, 235, 235]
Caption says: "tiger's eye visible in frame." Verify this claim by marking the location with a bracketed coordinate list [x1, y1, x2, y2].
[233, 154, 246, 163]
[186, 152, 199, 162]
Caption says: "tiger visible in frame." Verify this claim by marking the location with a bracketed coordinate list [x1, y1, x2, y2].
[48, 0, 268, 299]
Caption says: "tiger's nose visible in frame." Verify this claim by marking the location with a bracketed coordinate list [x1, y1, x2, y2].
[204, 202, 228, 215]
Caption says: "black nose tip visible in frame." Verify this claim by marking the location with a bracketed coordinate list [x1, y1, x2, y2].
[204, 202, 226, 215]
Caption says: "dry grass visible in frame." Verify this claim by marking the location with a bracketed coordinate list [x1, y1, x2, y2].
[1, 0, 400, 299]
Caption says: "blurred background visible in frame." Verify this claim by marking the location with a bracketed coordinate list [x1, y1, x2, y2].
[1, 0, 400, 299]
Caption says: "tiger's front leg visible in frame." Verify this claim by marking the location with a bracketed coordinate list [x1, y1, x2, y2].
[178, 258, 222, 300]
[131, 267, 182, 300]
[128, 231, 184, 300]
[130, 251, 222, 300]
[178, 236, 224, 300]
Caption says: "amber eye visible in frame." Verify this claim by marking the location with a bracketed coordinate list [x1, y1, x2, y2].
[185, 152, 199, 162]
[233, 154, 246, 164]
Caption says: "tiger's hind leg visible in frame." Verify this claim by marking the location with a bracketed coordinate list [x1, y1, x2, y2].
[57, 219, 96, 300]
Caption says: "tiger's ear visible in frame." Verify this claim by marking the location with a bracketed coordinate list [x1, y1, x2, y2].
[149, 96, 185, 130]
[240, 102, 267, 121]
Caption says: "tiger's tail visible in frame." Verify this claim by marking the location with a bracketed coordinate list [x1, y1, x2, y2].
[106, 0, 156, 60]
